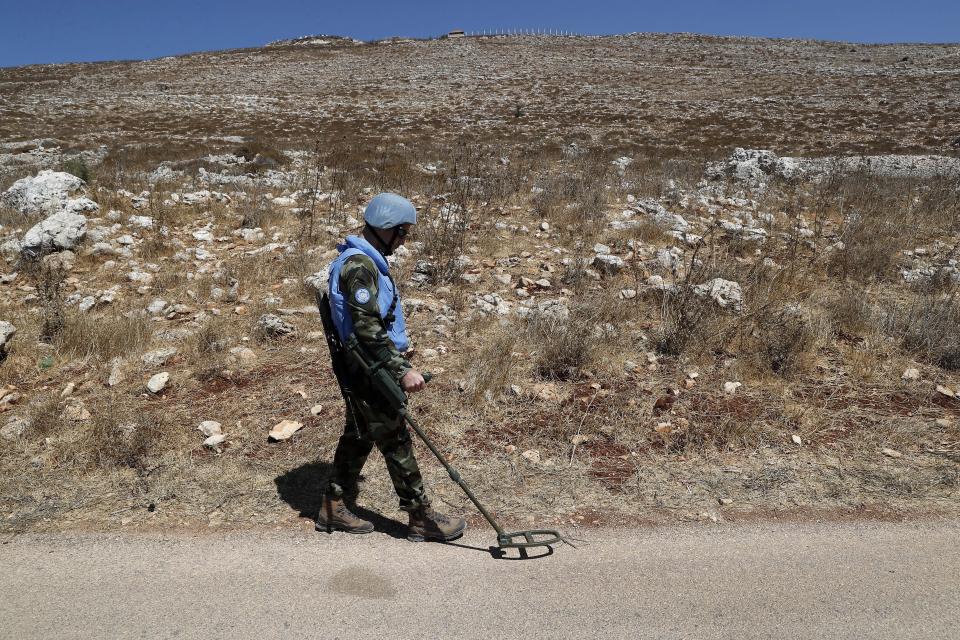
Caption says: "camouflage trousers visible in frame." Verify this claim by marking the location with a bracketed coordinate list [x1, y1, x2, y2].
[327, 392, 429, 512]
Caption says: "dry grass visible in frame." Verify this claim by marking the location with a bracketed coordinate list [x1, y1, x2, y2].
[884, 293, 960, 371]
[56, 311, 152, 362]
[1, 137, 959, 534]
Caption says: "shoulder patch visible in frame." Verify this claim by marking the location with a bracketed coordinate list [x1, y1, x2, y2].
[354, 288, 372, 304]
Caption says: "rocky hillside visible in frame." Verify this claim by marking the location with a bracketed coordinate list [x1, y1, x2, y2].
[0, 34, 958, 533]
[2, 32, 959, 168]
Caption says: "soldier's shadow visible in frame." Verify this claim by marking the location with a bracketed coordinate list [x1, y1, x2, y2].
[274, 462, 408, 540]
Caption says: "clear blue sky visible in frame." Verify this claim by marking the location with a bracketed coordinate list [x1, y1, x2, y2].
[1, 0, 957, 67]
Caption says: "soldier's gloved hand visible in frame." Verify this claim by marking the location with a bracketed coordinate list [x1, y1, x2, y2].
[401, 369, 426, 393]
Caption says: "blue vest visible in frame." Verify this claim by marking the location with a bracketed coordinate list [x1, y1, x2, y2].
[328, 235, 409, 352]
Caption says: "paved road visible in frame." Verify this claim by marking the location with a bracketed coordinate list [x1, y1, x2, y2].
[2, 521, 958, 639]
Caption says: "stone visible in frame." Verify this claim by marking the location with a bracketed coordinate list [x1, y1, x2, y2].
[592, 253, 625, 275]
[269, 419, 303, 441]
[493, 273, 512, 286]
[203, 433, 227, 449]
[539, 221, 550, 232]
[718, 497, 734, 506]
[0, 321, 15, 360]
[128, 270, 154, 285]
[570, 434, 593, 445]
[723, 381, 742, 394]
[227, 346, 258, 368]
[21, 212, 88, 257]
[935, 418, 953, 428]
[147, 372, 170, 394]
[881, 448, 903, 458]
[198, 420, 222, 437]
[147, 299, 168, 315]
[936, 385, 955, 398]
[1, 416, 30, 440]
[1, 170, 84, 215]
[901, 368, 921, 381]
[257, 313, 295, 337]
[705, 148, 805, 186]
[128, 215, 153, 229]
[619, 289, 637, 300]
[0, 387, 20, 408]
[141, 347, 177, 368]
[521, 449, 541, 464]
[61, 399, 91, 422]
[693, 278, 743, 312]
[791, 434, 803, 446]
[108, 358, 126, 386]
[593, 243, 611, 255]
[60, 382, 75, 398]
[310, 404, 324, 416]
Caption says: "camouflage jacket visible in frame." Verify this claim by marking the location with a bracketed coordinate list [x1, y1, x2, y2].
[339, 253, 412, 382]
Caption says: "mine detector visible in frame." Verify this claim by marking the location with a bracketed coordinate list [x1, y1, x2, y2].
[318, 292, 565, 552]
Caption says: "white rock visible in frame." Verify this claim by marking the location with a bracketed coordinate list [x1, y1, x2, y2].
[142, 347, 177, 368]
[61, 399, 91, 422]
[936, 385, 956, 398]
[593, 253, 625, 275]
[303, 271, 328, 294]
[539, 221, 550, 232]
[147, 372, 170, 394]
[257, 313, 295, 337]
[901, 368, 921, 381]
[65, 197, 99, 214]
[108, 358, 126, 386]
[1, 170, 84, 215]
[128, 270, 154, 285]
[791, 434, 803, 446]
[881, 448, 903, 458]
[693, 278, 743, 312]
[227, 346, 258, 368]
[723, 381, 742, 394]
[619, 289, 637, 300]
[521, 449, 541, 464]
[269, 420, 303, 441]
[203, 433, 227, 449]
[310, 404, 324, 416]
[1, 416, 30, 440]
[198, 420, 223, 437]
[147, 299, 168, 315]
[0, 321, 15, 359]
[21, 212, 88, 256]
[128, 215, 154, 229]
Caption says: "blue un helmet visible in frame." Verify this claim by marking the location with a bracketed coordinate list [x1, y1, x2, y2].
[363, 193, 417, 230]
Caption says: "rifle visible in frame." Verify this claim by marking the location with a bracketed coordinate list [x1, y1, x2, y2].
[317, 292, 361, 436]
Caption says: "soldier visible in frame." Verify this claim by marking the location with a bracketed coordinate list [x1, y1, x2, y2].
[317, 192, 467, 542]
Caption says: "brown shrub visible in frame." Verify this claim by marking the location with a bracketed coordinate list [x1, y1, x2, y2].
[884, 293, 960, 370]
[464, 329, 520, 402]
[83, 397, 165, 471]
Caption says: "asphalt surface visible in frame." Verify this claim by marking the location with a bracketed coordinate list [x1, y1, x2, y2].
[2, 521, 958, 639]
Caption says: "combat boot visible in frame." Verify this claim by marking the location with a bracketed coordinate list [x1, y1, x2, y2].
[315, 494, 374, 534]
[407, 505, 466, 542]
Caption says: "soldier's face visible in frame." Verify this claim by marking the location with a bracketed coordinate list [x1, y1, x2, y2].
[392, 224, 411, 249]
